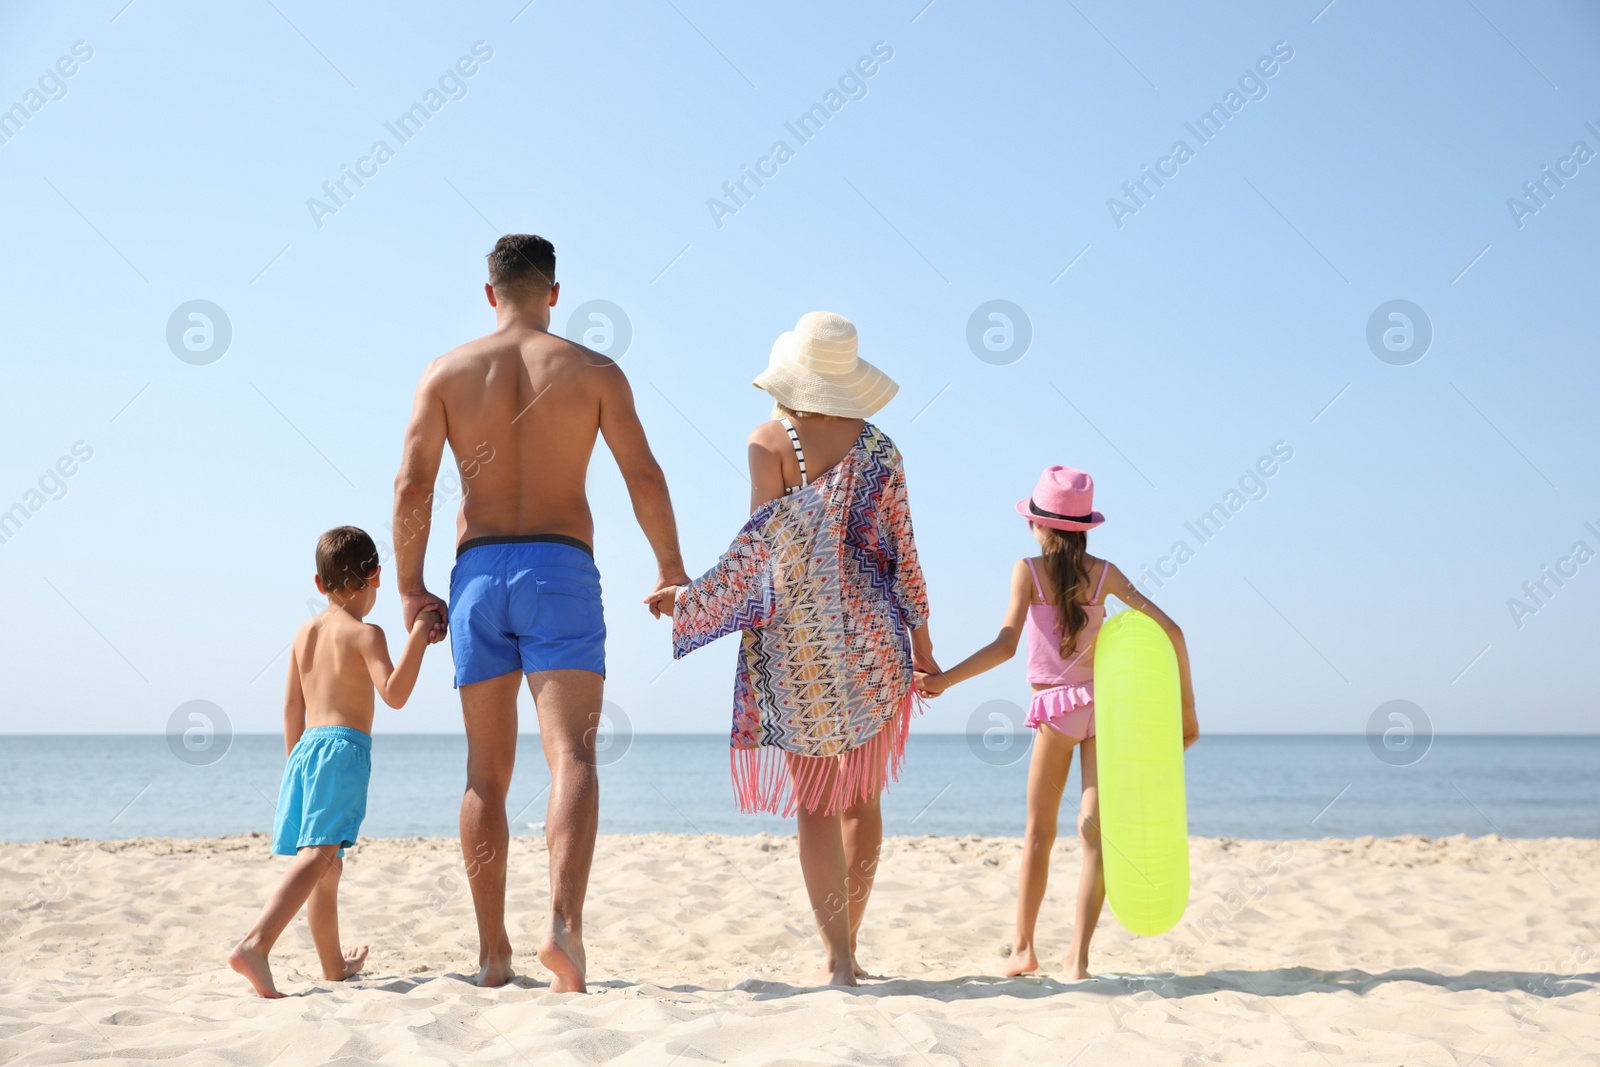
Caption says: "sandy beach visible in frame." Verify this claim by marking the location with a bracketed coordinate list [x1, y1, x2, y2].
[2, 833, 1596, 1066]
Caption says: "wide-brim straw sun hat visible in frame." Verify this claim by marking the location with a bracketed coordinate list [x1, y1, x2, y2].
[752, 311, 898, 419]
[1016, 465, 1106, 531]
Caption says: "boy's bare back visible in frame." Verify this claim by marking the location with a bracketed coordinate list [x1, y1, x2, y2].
[292, 611, 383, 734]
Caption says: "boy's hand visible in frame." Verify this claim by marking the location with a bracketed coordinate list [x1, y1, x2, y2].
[402, 590, 449, 644]
[413, 608, 445, 643]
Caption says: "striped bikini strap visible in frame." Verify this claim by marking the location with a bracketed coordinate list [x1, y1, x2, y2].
[779, 416, 807, 486]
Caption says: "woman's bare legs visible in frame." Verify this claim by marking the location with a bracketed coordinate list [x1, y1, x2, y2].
[1007, 725, 1077, 977]
[795, 803, 856, 987]
[841, 792, 883, 976]
[1066, 736, 1105, 980]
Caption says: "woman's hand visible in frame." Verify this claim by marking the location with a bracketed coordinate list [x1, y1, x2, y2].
[914, 670, 948, 698]
[644, 586, 680, 619]
[910, 624, 939, 676]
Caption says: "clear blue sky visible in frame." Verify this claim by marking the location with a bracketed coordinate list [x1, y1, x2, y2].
[2, 0, 1596, 737]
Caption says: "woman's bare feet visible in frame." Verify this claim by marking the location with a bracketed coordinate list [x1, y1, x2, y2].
[537, 920, 586, 993]
[804, 962, 858, 988]
[333, 945, 368, 980]
[228, 942, 284, 999]
[1003, 944, 1040, 977]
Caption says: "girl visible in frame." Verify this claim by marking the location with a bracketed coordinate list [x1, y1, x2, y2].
[916, 465, 1196, 979]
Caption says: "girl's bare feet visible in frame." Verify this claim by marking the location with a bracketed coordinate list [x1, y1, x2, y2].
[1065, 956, 1093, 981]
[228, 942, 284, 999]
[1003, 944, 1040, 977]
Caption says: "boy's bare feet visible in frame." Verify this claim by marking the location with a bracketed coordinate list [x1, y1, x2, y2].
[228, 942, 284, 999]
[336, 945, 369, 980]
[537, 920, 585, 993]
[1004, 945, 1040, 977]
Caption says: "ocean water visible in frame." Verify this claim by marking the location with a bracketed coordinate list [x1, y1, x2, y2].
[1, 734, 1596, 842]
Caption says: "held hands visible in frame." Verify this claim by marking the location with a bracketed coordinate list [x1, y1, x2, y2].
[643, 584, 682, 619]
[412, 608, 444, 638]
[402, 591, 449, 644]
[913, 670, 949, 698]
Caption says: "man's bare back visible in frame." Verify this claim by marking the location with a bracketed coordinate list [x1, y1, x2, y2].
[390, 235, 687, 992]
[408, 327, 615, 550]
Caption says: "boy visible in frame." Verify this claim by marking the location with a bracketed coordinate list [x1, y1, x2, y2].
[229, 526, 443, 998]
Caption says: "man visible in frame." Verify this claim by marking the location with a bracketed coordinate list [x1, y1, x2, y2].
[392, 234, 687, 991]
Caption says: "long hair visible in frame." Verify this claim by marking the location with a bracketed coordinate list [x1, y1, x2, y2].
[1035, 525, 1093, 657]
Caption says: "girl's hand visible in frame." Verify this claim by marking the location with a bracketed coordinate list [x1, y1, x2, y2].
[914, 670, 948, 697]
[644, 586, 680, 619]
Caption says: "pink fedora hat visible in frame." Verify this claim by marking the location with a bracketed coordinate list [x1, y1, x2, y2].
[1016, 466, 1105, 531]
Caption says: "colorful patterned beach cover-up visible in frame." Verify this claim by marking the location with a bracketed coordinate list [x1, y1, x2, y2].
[671, 423, 930, 817]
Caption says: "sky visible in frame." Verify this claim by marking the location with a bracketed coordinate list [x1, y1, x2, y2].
[1, 0, 1596, 741]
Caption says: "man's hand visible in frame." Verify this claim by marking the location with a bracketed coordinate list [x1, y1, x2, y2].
[402, 590, 449, 643]
[644, 585, 680, 619]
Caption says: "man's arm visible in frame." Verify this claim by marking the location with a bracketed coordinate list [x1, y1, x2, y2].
[393, 362, 451, 635]
[597, 365, 688, 591]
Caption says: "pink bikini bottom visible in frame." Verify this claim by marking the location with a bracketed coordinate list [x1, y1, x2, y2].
[1025, 683, 1095, 741]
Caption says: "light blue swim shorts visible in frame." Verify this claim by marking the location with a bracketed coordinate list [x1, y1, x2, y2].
[448, 535, 607, 686]
[272, 726, 371, 857]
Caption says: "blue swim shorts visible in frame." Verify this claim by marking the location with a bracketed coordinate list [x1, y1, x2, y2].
[448, 534, 606, 687]
[272, 726, 371, 857]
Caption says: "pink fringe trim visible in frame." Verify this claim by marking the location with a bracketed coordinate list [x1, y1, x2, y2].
[730, 691, 923, 818]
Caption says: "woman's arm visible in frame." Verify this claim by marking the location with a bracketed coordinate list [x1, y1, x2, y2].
[1101, 563, 1198, 749]
[747, 428, 787, 514]
[916, 560, 1032, 695]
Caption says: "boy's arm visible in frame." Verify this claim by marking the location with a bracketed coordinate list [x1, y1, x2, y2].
[283, 642, 308, 757]
[361, 613, 436, 709]
[918, 560, 1031, 694]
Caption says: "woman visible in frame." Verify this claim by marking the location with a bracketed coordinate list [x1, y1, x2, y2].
[647, 311, 936, 987]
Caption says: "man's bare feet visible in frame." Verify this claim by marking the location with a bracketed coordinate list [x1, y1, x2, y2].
[330, 945, 368, 980]
[537, 921, 586, 993]
[228, 942, 284, 999]
[1004, 945, 1040, 977]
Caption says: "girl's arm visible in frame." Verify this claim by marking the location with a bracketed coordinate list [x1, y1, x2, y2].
[916, 560, 1032, 695]
[1101, 563, 1198, 749]
[362, 612, 437, 709]
[282, 636, 308, 757]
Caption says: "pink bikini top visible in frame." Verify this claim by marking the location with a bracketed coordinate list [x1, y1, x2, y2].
[1024, 558, 1108, 687]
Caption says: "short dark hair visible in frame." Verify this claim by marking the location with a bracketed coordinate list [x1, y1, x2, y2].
[486, 234, 555, 297]
[316, 526, 379, 593]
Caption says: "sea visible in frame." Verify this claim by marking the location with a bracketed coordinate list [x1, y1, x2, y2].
[1, 734, 1596, 842]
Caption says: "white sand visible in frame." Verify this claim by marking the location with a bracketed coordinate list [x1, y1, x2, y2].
[2, 833, 1596, 1066]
